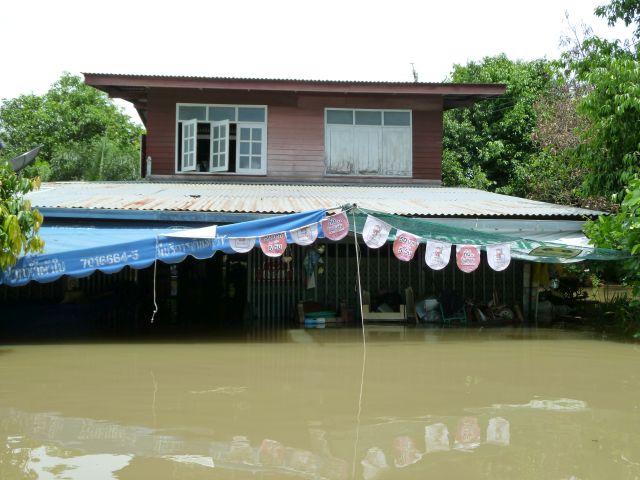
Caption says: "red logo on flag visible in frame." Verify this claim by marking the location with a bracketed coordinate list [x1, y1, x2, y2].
[393, 230, 420, 262]
[259, 232, 287, 257]
[456, 245, 480, 273]
[321, 212, 349, 241]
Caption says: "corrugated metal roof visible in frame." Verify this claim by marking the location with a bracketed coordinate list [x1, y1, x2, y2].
[27, 182, 601, 218]
[83, 72, 503, 88]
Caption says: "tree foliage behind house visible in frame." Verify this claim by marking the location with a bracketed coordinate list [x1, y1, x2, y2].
[442, 55, 556, 196]
[569, 40, 640, 198]
[579, 0, 640, 296]
[0, 73, 144, 181]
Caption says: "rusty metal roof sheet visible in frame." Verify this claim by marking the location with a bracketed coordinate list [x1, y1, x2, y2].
[83, 72, 503, 88]
[27, 182, 601, 219]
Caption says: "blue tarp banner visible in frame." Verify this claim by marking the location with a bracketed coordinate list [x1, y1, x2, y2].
[0, 209, 327, 287]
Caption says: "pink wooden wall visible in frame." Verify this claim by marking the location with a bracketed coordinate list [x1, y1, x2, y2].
[146, 88, 442, 182]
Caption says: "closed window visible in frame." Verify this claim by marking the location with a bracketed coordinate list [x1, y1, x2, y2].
[176, 104, 267, 174]
[325, 109, 411, 176]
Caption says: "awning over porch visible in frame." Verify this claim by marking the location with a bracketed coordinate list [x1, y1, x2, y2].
[0, 207, 629, 287]
[0, 209, 327, 287]
[349, 209, 628, 263]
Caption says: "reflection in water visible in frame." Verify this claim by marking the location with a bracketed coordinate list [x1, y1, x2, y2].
[453, 416, 482, 451]
[3, 407, 512, 479]
[486, 416, 510, 446]
[163, 454, 214, 468]
[392, 435, 422, 468]
[492, 398, 588, 412]
[22, 447, 132, 480]
[361, 447, 389, 480]
[258, 438, 286, 466]
[0, 328, 639, 479]
[425, 422, 450, 453]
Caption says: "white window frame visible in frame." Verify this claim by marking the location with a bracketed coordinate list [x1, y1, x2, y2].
[181, 119, 198, 172]
[235, 123, 266, 174]
[175, 103, 268, 175]
[210, 119, 230, 172]
[324, 108, 412, 177]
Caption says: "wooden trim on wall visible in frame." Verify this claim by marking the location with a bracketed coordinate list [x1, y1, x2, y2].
[148, 173, 442, 186]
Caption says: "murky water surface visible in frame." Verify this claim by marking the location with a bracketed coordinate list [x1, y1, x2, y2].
[1, 327, 640, 479]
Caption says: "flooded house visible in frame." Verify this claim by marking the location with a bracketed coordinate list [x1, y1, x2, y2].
[3, 76, 638, 480]
[0, 75, 618, 336]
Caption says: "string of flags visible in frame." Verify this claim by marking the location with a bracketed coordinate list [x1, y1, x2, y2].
[226, 210, 511, 273]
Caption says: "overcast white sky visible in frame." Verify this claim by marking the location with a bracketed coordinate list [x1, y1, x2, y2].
[0, 0, 633, 122]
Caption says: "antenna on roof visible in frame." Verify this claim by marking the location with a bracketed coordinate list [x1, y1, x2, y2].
[410, 63, 419, 83]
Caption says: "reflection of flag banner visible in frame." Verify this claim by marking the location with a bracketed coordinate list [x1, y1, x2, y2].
[229, 237, 256, 253]
[392, 436, 422, 468]
[456, 245, 481, 273]
[487, 244, 511, 271]
[259, 232, 287, 257]
[361, 447, 389, 479]
[258, 439, 286, 466]
[486, 417, 510, 446]
[425, 423, 450, 453]
[363, 215, 391, 249]
[290, 223, 318, 246]
[425, 240, 451, 270]
[454, 416, 481, 450]
[393, 230, 420, 261]
[321, 212, 349, 241]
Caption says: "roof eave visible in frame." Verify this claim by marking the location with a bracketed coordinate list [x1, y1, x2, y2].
[83, 73, 506, 97]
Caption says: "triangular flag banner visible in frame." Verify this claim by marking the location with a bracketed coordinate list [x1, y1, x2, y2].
[393, 230, 420, 262]
[290, 223, 319, 246]
[487, 243, 511, 271]
[259, 232, 287, 257]
[363, 215, 392, 249]
[456, 245, 481, 273]
[229, 237, 256, 253]
[425, 240, 452, 270]
[321, 212, 349, 241]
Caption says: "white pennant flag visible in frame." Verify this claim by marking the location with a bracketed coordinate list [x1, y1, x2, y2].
[290, 223, 319, 246]
[229, 237, 256, 253]
[487, 244, 511, 271]
[362, 215, 392, 249]
[425, 240, 452, 270]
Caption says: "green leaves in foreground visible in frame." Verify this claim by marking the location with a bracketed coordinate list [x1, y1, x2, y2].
[585, 177, 640, 293]
[0, 162, 44, 270]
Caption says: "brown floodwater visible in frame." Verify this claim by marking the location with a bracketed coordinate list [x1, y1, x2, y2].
[1, 327, 639, 479]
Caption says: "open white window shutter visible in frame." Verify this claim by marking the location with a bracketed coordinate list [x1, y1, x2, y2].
[210, 120, 230, 172]
[181, 119, 197, 172]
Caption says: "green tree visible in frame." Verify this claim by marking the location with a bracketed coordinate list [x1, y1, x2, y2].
[571, 43, 640, 197]
[595, 0, 640, 37]
[585, 178, 640, 289]
[442, 55, 556, 196]
[561, 1, 640, 198]
[0, 160, 44, 270]
[50, 137, 140, 181]
[581, 0, 640, 303]
[0, 73, 144, 181]
[524, 75, 604, 208]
